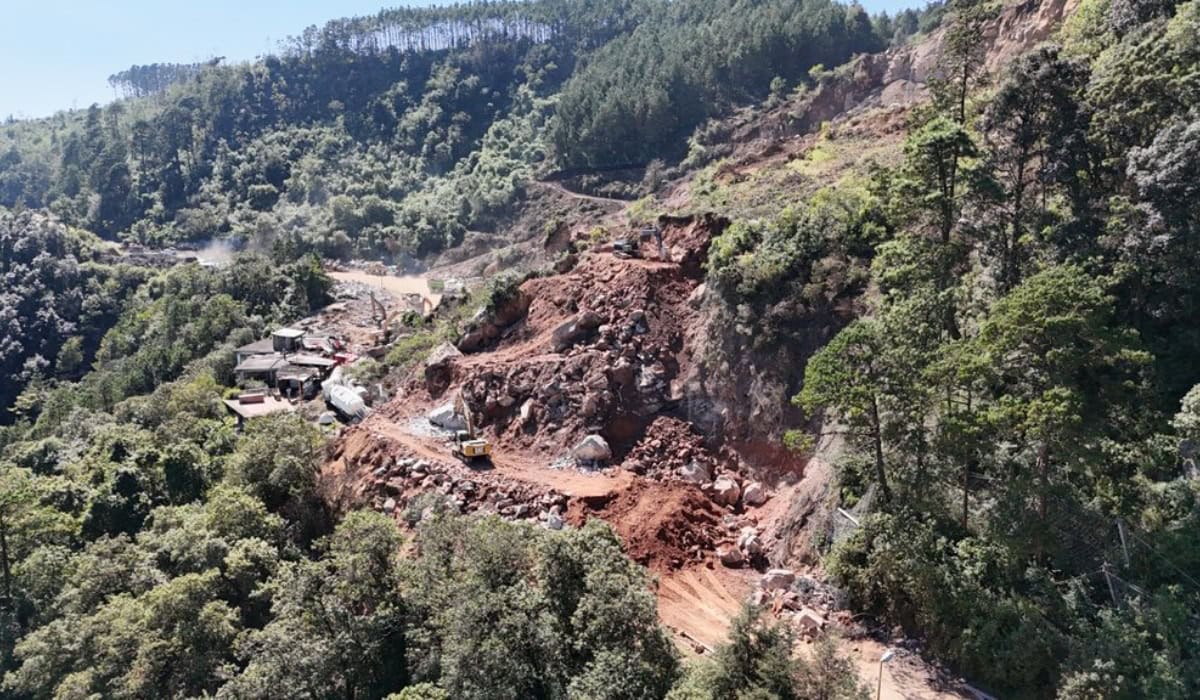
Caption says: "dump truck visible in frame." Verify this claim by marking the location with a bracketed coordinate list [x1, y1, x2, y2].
[452, 392, 492, 463]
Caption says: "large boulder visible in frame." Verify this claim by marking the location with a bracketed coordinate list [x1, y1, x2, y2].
[743, 481, 769, 507]
[795, 608, 827, 636]
[427, 402, 467, 431]
[573, 434, 612, 461]
[761, 569, 796, 592]
[425, 342, 462, 368]
[423, 342, 462, 396]
[711, 475, 741, 506]
[457, 292, 531, 353]
[679, 461, 712, 485]
[717, 545, 745, 567]
[552, 310, 604, 351]
[737, 527, 764, 556]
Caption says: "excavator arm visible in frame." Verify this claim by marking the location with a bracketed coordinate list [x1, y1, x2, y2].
[451, 391, 491, 461]
[453, 391, 474, 439]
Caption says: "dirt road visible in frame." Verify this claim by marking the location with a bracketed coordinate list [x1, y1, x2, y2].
[330, 270, 442, 307]
[533, 179, 633, 206]
[368, 414, 629, 500]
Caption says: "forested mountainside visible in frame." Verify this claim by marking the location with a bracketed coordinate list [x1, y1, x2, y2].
[0, 0, 904, 259]
[3, 0, 1200, 698]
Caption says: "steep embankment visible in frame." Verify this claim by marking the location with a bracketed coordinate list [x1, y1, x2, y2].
[321, 212, 971, 697]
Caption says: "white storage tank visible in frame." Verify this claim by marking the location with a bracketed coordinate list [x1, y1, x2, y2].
[327, 384, 366, 419]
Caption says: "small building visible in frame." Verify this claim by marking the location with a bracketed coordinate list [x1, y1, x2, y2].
[272, 328, 305, 353]
[286, 353, 338, 376]
[276, 366, 321, 400]
[234, 354, 290, 384]
[234, 338, 276, 365]
[222, 391, 294, 428]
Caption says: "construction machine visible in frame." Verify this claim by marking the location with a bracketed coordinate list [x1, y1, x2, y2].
[612, 235, 642, 259]
[452, 392, 492, 463]
[370, 291, 434, 346]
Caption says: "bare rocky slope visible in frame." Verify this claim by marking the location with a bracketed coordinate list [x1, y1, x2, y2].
[319, 0, 1082, 690]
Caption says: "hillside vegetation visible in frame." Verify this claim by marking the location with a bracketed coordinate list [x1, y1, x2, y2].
[0, 0, 918, 261]
[3, 0, 1200, 698]
[702, 0, 1200, 695]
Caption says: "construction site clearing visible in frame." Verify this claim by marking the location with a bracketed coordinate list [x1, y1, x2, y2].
[315, 216, 985, 699]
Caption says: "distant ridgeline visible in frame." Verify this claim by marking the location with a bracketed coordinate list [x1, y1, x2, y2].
[0, 0, 935, 258]
[281, 4, 561, 55]
[107, 61, 219, 99]
[105, 4, 569, 101]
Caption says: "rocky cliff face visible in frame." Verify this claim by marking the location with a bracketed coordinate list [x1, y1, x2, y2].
[873, 0, 1079, 106]
[734, 0, 1080, 146]
[671, 0, 1088, 565]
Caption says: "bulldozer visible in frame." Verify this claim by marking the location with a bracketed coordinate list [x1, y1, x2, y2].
[452, 392, 492, 464]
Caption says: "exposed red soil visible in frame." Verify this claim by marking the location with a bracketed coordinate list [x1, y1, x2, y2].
[657, 565, 756, 652]
[567, 480, 725, 569]
[322, 215, 742, 578]
[319, 215, 796, 636]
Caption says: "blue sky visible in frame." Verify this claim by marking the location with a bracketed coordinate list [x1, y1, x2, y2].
[1, 0, 923, 119]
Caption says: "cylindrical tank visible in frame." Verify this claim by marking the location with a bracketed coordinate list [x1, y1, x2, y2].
[328, 384, 365, 418]
[321, 366, 345, 401]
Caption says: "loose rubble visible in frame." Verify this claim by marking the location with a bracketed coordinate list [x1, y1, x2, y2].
[322, 215, 798, 577]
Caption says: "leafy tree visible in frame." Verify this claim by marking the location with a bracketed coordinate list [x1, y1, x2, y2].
[708, 605, 799, 700]
[964, 266, 1150, 554]
[222, 511, 407, 700]
[0, 467, 77, 609]
[929, 0, 998, 123]
[796, 318, 930, 503]
[407, 515, 678, 700]
[1086, 0, 1200, 165]
[667, 605, 866, 700]
[979, 45, 1092, 291]
[224, 413, 328, 540]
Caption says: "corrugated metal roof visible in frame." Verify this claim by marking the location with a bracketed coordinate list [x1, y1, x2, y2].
[235, 338, 275, 354]
[276, 366, 320, 382]
[286, 353, 337, 368]
[234, 355, 289, 373]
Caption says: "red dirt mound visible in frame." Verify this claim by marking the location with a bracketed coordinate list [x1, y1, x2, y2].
[567, 481, 725, 570]
[408, 214, 727, 466]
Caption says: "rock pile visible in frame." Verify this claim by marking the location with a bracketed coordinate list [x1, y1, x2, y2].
[711, 512, 769, 568]
[354, 448, 570, 528]
[455, 300, 684, 453]
[746, 568, 853, 639]
[619, 415, 721, 480]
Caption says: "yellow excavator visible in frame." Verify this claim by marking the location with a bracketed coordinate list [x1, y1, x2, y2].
[452, 392, 492, 463]
[370, 291, 435, 345]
